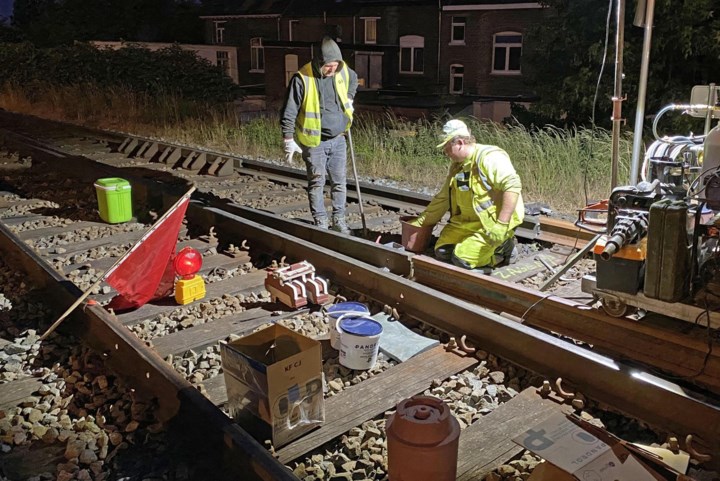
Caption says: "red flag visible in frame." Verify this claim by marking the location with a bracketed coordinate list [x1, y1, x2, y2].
[104, 195, 190, 311]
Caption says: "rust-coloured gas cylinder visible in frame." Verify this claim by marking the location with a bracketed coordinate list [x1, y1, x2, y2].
[386, 395, 460, 481]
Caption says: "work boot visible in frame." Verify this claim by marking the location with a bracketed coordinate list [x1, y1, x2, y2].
[494, 238, 519, 266]
[331, 216, 351, 234]
[314, 217, 330, 229]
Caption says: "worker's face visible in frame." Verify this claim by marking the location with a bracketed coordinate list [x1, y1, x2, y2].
[444, 139, 465, 163]
[321, 62, 340, 77]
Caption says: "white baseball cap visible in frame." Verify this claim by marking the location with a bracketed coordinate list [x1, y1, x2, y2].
[436, 119, 471, 148]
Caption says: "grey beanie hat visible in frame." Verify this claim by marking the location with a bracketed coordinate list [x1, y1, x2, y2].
[314, 36, 343, 66]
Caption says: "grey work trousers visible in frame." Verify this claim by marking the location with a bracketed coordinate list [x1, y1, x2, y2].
[301, 135, 347, 221]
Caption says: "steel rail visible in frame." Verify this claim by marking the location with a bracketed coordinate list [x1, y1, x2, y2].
[412, 255, 720, 392]
[0, 212, 297, 481]
[187, 204, 720, 455]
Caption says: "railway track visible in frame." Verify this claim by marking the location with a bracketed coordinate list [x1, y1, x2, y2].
[2, 111, 718, 393]
[0, 113, 718, 479]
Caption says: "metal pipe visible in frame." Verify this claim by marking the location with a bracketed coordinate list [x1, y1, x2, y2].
[630, 0, 656, 185]
[705, 83, 717, 135]
[610, 0, 626, 191]
[347, 129, 368, 235]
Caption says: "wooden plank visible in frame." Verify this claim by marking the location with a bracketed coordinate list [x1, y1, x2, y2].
[116, 269, 268, 326]
[17, 221, 107, 241]
[456, 387, 568, 481]
[276, 346, 476, 463]
[38, 227, 189, 258]
[0, 377, 44, 410]
[0, 214, 46, 226]
[539, 217, 597, 241]
[491, 252, 566, 283]
[0, 199, 42, 210]
[37, 229, 145, 257]
[61, 241, 241, 275]
[537, 231, 590, 249]
[152, 307, 277, 357]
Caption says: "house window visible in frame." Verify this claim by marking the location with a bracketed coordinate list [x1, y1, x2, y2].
[450, 64, 464, 94]
[363, 17, 379, 44]
[285, 54, 298, 87]
[451, 17, 466, 44]
[216, 51, 230, 76]
[492, 32, 522, 74]
[214, 21, 226, 44]
[399, 35, 424, 74]
[289, 20, 299, 41]
[250, 37, 264, 72]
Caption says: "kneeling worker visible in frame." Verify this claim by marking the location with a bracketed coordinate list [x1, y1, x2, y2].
[407, 119, 524, 270]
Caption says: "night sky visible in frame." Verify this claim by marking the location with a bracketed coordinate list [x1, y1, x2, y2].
[0, 0, 13, 20]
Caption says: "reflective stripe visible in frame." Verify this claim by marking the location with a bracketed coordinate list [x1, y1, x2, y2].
[475, 147, 501, 192]
[474, 199, 494, 214]
[295, 62, 353, 147]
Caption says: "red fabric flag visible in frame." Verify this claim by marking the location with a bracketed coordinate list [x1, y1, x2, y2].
[104, 196, 190, 311]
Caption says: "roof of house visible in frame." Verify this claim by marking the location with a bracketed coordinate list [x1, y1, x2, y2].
[204, 0, 440, 17]
[443, 0, 543, 7]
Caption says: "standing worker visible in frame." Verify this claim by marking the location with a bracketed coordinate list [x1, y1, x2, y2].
[408, 119, 524, 271]
[281, 36, 359, 234]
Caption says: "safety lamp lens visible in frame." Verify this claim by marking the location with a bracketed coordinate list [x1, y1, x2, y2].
[174, 247, 203, 277]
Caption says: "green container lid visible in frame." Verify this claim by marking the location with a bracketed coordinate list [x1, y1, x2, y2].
[94, 177, 131, 190]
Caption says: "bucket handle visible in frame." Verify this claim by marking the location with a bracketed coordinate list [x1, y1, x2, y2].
[334, 312, 377, 341]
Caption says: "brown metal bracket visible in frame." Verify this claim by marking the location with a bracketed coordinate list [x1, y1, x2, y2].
[685, 434, 712, 463]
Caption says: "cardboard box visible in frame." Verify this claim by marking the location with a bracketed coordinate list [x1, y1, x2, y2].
[514, 413, 695, 481]
[220, 324, 324, 447]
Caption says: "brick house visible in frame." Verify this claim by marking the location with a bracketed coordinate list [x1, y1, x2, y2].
[441, 1, 545, 121]
[201, 0, 545, 121]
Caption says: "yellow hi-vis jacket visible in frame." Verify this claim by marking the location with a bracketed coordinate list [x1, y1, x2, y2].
[295, 62, 354, 147]
[413, 144, 524, 268]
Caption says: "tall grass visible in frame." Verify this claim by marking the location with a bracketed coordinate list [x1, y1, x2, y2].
[0, 82, 629, 215]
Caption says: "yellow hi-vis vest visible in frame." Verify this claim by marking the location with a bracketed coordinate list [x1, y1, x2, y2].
[295, 62, 354, 147]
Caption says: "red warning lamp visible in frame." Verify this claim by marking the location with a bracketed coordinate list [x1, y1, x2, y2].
[173, 247, 206, 304]
[174, 247, 203, 278]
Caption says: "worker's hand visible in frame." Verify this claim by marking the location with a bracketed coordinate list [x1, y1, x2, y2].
[284, 138, 302, 156]
[486, 221, 509, 246]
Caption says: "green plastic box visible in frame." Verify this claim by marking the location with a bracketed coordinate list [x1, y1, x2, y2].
[94, 177, 132, 224]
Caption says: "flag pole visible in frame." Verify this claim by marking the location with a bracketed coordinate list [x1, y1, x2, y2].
[39, 186, 196, 342]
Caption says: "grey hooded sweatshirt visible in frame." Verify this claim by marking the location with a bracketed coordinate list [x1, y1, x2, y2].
[281, 37, 358, 143]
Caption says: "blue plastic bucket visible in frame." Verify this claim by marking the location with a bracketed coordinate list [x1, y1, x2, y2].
[338, 315, 383, 370]
[326, 302, 370, 349]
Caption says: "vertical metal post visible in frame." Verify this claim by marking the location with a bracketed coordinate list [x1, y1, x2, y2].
[347, 129, 368, 236]
[705, 83, 717, 135]
[629, 0, 656, 185]
[610, 0, 626, 191]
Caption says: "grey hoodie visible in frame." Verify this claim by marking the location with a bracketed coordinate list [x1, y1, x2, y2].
[281, 37, 358, 142]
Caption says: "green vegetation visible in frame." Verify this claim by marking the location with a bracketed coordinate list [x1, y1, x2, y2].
[523, 0, 720, 129]
[0, 42, 239, 103]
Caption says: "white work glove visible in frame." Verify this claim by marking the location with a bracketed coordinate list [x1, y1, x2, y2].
[284, 138, 302, 156]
